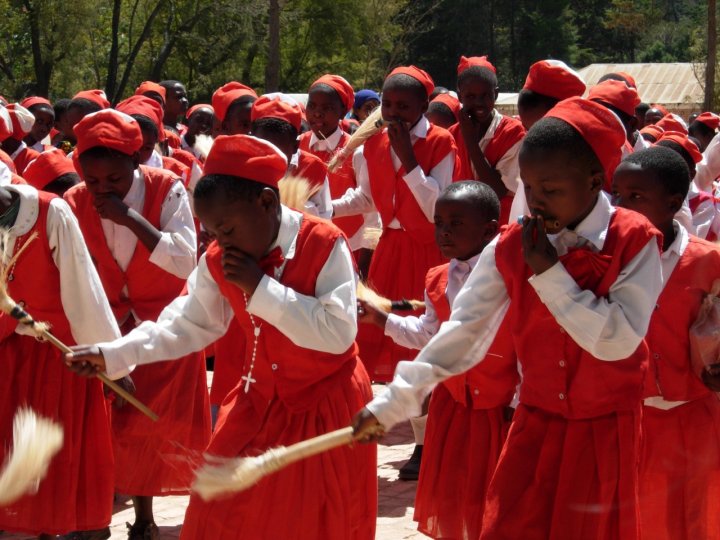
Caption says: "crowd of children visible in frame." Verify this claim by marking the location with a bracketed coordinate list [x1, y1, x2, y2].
[0, 53, 717, 540]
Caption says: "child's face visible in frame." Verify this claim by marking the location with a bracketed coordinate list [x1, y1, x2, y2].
[434, 195, 497, 260]
[29, 107, 54, 143]
[224, 103, 252, 135]
[611, 162, 681, 230]
[644, 108, 664, 125]
[517, 104, 549, 131]
[381, 86, 427, 125]
[187, 109, 214, 137]
[457, 77, 497, 124]
[355, 99, 379, 122]
[79, 152, 137, 201]
[165, 84, 188, 119]
[138, 128, 158, 165]
[306, 88, 344, 138]
[519, 148, 603, 234]
[426, 110, 455, 129]
[61, 107, 85, 143]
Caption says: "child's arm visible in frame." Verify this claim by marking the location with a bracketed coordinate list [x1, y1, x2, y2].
[332, 148, 375, 217]
[304, 176, 333, 220]
[458, 111, 507, 198]
[362, 291, 440, 350]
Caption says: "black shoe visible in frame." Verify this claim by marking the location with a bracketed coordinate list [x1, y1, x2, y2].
[398, 444, 423, 481]
[60, 529, 111, 540]
[126, 522, 159, 540]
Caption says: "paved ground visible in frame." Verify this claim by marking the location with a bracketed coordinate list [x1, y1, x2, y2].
[2, 384, 424, 539]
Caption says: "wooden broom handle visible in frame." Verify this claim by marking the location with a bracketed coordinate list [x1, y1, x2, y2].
[279, 426, 355, 464]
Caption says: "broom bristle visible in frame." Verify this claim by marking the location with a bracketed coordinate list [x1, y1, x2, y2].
[362, 227, 383, 250]
[278, 175, 320, 212]
[193, 134, 214, 161]
[0, 408, 64, 506]
[356, 281, 393, 313]
[328, 107, 385, 173]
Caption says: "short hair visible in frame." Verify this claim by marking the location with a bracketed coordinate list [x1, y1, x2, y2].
[309, 83, 344, 110]
[598, 73, 633, 86]
[635, 102, 650, 116]
[28, 103, 54, 117]
[251, 117, 298, 141]
[159, 80, 184, 91]
[439, 180, 500, 221]
[78, 145, 134, 162]
[429, 86, 449, 101]
[520, 116, 602, 173]
[427, 101, 456, 124]
[457, 66, 498, 91]
[44, 172, 80, 195]
[689, 120, 715, 140]
[517, 89, 559, 112]
[621, 146, 690, 198]
[68, 98, 102, 115]
[655, 140, 695, 172]
[131, 114, 159, 140]
[53, 98, 71, 121]
[226, 95, 257, 118]
[194, 173, 279, 203]
[383, 74, 428, 102]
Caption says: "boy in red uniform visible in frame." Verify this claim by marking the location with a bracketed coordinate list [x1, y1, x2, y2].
[67, 134, 377, 540]
[1, 103, 39, 175]
[159, 80, 188, 134]
[354, 97, 664, 540]
[212, 82, 257, 136]
[360, 180, 518, 537]
[22, 146, 80, 195]
[333, 65, 458, 382]
[612, 145, 720, 540]
[63, 109, 210, 540]
[451, 56, 525, 224]
[20, 96, 54, 152]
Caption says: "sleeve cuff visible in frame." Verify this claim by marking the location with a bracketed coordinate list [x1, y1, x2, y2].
[366, 389, 407, 431]
[383, 313, 403, 339]
[528, 261, 577, 304]
[247, 275, 286, 327]
[98, 343, 134, 380]
[402, 165, 425, 187]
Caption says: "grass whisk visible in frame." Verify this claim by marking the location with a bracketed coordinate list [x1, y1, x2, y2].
[356, 281, 425, 313]
[192, 134, 214, 161]
[278, 175, 320, 212]
[328, 107, 386, 173]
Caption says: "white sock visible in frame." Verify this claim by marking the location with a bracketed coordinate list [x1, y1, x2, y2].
[410, 415, 427, 445]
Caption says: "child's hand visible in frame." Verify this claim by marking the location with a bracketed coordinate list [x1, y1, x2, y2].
[387, 120, 418, 173]
[352, 407, 385, 443]
[94, 194, 131, 225]
[458, 108, 482, 145]
[222, 247, 264, 295]
[702, 364, 720, 391]
[357, 299, 388, 328]
[65, 345, 107, 376]
[521, 215, 558, 275]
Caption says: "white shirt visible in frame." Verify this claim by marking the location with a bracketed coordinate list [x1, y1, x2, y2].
[384, 254, 480, 350]
[476, 109, 522, 194]
[332, 116, 456, 227]
[688, 183, 720, 240]
[367, 192, 663, 429]
[289, 151, 333, 220]
[98, 206, 358, 379]
[308, 126, 344, 154]
[7, 185, 121, 347]
[0, 162, 11, 186]
[695, 132, 720, 193]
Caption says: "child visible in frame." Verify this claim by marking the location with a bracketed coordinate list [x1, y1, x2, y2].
[333, 65, 457, 381]
[612, 146, 720, 540]
[0, 181, 120, 540]
[181, 104, 214, 159]
[51, 98, 72, 148]
[63, 109, 210, 540]
[427, 93, 460, 129]
[589, 79, 647, 156]
[688, 112, 719, 152]
[1, 103, 39, 175]
[22, 147, 80, 195]
[20, 96, 54, 152]
[451, 55, 525, 224]
[354, 97, 664, 540]
[67, 134, 377, 540]
[135, 81, 167, 108]
[360, 181, 519, 537]
[59, 90, 110, 146]
[212, 81, 257, 136]
[159, 80, 189, 134]
[351, 89, 380, 123]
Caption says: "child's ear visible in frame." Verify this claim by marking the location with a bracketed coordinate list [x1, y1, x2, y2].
[494, 87, 499, 101]
[589, 171, 604, 193]
[258, 187, 280, 213]
[483, 219, 499, 241]
[668, 193, 684, 214]
[421, 99, 429, 115]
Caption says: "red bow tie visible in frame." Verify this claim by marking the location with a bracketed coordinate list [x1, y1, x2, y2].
[259, 246, 284, 276]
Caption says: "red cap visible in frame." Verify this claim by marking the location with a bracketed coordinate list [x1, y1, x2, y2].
[72, 89, 110, 110]
[656, 114, 688, 135]
[310, 74, 355, 113]
[6, 103, 35, 141]
[74, 109, 143, 157]
[250, 93, 303, 132]
[544, 97, 626, 183]
[135, 81, 167, 105]
[612, 71, 637, 89]
[0, 106, 11, 141]
[457, 55, 496, 75]
[430, 93, 461, 120]
[22, 147, 76, 190]
[523, 60, 586, 101]
[186, 104, 214, 119]
[212, 82, 258, 122]
[116, 95, 165, 141]
[387, 66, 435, 97]
[588, 79, 641, 118]
[640, 124, 664, 141]
[656, 131, 703, 163]
[203, 134, 287, 188]
[20, 96, 52, 110]
[694, 112, 720, 131]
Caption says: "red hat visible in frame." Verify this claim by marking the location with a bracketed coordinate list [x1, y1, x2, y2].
[72, 89, 110, 110]
[74, 109, 143, 157]
[656, 114, 688, 135]
[656, 131, 703, 163]
[116, 95, 165, 141]
[588, 79, 641, 118]
[20, 96, 52, 111]
[0, 106, 12, 141]
[203, 134, 287, 189]
[135, 81, 167, 105]
[6, 103, 35, 141]
[186, 104, 214, 119]
[22, 147, 76, 190]
[544, 97, 626, 183]
[523, 60, 586, 101]
[457, 55, 497, 75]
[212, 82, 258, 122]
[640, 124, 664, 141]
[250, 93, 303, 132]
[430, 93, 461, 120]
[694, 112, 720, 131]
[387, 66, 435, 97]
[613, 71, 637, 89]
[310, 74, 355, 113]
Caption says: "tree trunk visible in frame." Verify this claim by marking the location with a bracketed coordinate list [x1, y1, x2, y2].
[706, 0, 717, 111]
[23, 0, 51, 96]
[105, 0, 122, 100]
[265, 0, 281, 92]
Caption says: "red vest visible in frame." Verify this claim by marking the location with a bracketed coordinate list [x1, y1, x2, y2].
[13, 146, 40, 176]
[364, 123, 456, 243]
[645, 235, 720, 402]
[289, 149, 327, 189]
[64, 166, 186, 322]
[299, 130, 364, 238]
[205, 214, 359, 412]
[495, 208, 660, 419]
[425, 263, 518, 408]
[161, 156, 190, 187]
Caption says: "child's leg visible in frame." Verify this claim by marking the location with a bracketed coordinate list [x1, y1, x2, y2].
[399, 415, 427, 481]
[127, 496, 158, 539]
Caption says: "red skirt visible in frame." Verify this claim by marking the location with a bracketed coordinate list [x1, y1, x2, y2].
[414, 384, 510, 540]
[209, 319, 246, 406]
[112, 352, 211, 496]
[639, 394, 720, 540]
[180, 362, 377, 540]
[0, 334, 114, 535]
[360, 228, 444, 381]
[480, 404, 641, 540]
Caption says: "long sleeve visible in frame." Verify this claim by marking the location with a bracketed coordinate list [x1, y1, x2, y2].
[99, 256, 234, 379]
[332, 148, 376, 217]
[528, 238, 662, 360]
[402, 150, 455, 222]
[695, 133, 720, 193]
[304, 177, 333, 220]
[247, 236, 358, 354]
[383, 292, 440, 350]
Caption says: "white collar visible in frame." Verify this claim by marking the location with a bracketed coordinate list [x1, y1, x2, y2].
[479, 110, 502, 144]
[547, 191, 616, 251]
[661, 220, 689, 259]
[6, 184, 40, 236]
[123, 169, 144, 205]
[269, 205, 304, 263]
[309, 126, 343, 151]
[450, 251, 482, 273]
[410, 116, 430, 139]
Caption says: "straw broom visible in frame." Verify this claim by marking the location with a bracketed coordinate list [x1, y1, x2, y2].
[328, 107, 386, 173]
[356, 281, 425, 313]
[0, 231, 158, 422]
[278, 175, 320, 212]
[0, 408, 63, 506]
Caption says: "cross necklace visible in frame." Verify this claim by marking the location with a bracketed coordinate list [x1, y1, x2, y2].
[241, 292, 261, 393]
